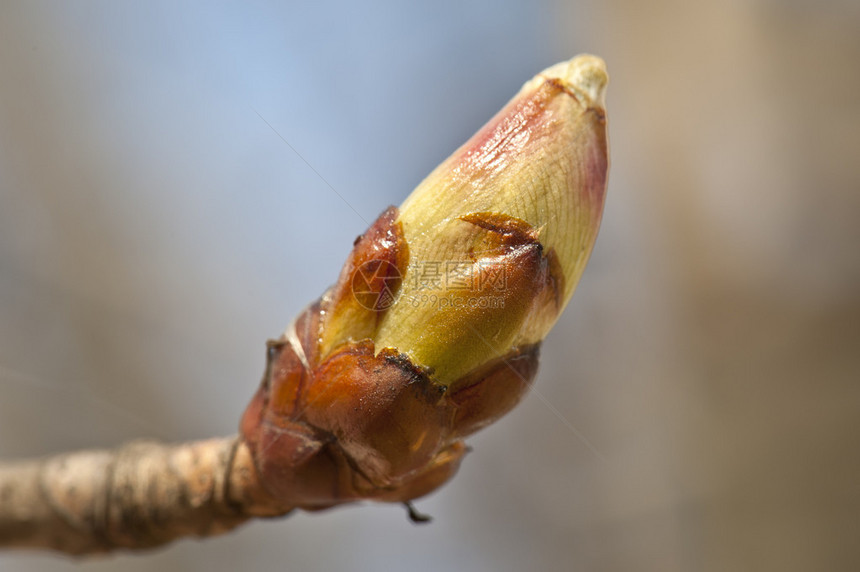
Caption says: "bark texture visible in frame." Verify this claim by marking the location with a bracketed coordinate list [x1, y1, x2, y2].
[0, 437, 292, 555]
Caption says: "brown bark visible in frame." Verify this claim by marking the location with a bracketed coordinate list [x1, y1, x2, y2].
[0, 436, 292, 555]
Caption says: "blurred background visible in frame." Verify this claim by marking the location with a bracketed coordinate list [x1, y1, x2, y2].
[1, 1, 858, 570]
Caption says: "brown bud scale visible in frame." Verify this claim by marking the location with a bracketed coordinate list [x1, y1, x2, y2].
[241, 208, 548, 508]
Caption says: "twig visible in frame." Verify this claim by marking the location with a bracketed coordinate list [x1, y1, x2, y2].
[0, 437, 291, 554]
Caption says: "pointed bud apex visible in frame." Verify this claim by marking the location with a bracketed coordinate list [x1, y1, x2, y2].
[375, 54, 609, 384]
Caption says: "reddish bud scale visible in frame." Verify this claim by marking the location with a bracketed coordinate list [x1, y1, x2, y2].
[241, 208, 544, 508]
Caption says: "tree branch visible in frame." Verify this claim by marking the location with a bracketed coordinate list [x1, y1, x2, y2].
[0, 436, 292, 555]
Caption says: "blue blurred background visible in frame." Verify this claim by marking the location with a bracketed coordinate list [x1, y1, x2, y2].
[2, 1, 859, 570]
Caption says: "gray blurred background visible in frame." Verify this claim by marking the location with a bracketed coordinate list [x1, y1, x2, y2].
[1, 1, 858, 570]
